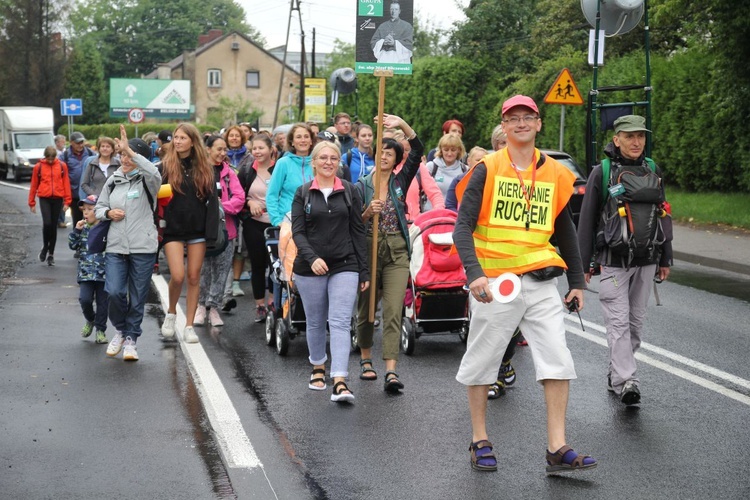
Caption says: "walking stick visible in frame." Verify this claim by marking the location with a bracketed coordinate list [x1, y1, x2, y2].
[368, 69, 392, 322]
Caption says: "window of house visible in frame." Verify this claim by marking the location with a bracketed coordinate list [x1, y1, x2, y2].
[208, 69, 222, 88]
[246, 71, 260, 88]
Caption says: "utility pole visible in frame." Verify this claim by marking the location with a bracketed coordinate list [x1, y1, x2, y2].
[273, 0, 294, 128]
[311, 28, 316, 78]
[296, 0, 306, 120]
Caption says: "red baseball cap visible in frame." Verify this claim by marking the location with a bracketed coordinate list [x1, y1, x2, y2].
[502, 95, 539, 115]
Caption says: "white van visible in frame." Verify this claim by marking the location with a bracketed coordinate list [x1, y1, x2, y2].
[0, 107, 55, 182]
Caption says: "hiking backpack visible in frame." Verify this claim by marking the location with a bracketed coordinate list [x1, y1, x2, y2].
[597, 157, 666, 266]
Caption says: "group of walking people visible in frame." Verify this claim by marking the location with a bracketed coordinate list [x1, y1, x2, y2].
[27, 95, 672, 474]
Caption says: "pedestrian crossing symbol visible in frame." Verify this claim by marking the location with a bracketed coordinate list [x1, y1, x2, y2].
[544, 68, 584, 106]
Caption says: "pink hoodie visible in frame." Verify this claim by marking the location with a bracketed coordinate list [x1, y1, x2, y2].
[217, 162, 246, 240]
[395, 161, 445, 223]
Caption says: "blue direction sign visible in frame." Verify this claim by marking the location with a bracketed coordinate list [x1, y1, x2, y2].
[61, 98, 83, 116]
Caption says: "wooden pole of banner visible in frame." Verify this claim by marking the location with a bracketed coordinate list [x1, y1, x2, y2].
[368, 68, 393, 323]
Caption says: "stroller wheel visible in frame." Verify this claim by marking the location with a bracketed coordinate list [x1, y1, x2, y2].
[400, 317, 416, 356]
[275, 318, 290, 356]
[458, 323, 469, 344]
[265, 309, 276, 347]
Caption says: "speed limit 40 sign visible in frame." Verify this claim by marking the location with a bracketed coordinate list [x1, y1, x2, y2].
[128, 108, 145, 124]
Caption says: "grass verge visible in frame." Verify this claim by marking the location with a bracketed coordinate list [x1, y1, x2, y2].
[668, 188, 750, 230]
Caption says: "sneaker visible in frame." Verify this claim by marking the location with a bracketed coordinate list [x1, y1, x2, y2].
[208, 307, 224, 327]
[254, 305, 267, 323]
[183, 326, 199, 344]
[122, 337, 139, 361]
[57, 222, 68, 229]
[73, 250, 81, 259]
[500, 361, 516, 386]
[607, 375, 614, 393]
[621, 380, 641, 405]
[95, 330, 108, 344]
[161, 313, 176, 338]
[106, 332, 125, 357]
[38, 248, 47, 262]
[194, 305, 207, 326]
[231, 281, 245, 297]
[221, 298, 237, 312]
[47, 255, 55, 266]
[239, 271, 251, 281]
[488, 380, 505, 400]
[81, 321, 94, 338]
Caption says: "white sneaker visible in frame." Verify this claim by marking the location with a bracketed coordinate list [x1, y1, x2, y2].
[231, 281, 245, 297]
[194, 305, 206, 326]
[183, 326, 199, 344]
[161, 313, 176, 338]
[122, 337, 139, 361]
[106, 332, 124, 357]
[208, 307, 224, 326]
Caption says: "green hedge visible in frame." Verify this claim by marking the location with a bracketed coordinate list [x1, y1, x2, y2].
[57, 123, 218, 143]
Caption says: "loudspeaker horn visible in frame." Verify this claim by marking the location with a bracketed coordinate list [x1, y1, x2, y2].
[581, 0, 644, 36]
[329, 68, 357, 95]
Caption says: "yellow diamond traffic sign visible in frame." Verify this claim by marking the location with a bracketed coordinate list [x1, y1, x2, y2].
[544, 68, 584, 105]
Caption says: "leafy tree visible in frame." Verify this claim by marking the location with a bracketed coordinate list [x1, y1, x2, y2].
[70, 0, 263, 78]
[206, 95, 263, 130]
[63, 38, 109, 124]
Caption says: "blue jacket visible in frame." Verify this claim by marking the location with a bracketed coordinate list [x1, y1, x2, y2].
[68, 223, 106, 283]
[60, 146, 96, 197]
[347, 147, 375, 184]
[266, 153, 313, 226]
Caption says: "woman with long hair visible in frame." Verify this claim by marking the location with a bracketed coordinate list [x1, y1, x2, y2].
[80, 136, 121, 201]
[29, 146, 72, 266]
[346, 124, 375, 184]
[194, 135, 245, 327]
[238, 134, 276, 322]
[355, 114, 423, 393]
[266, 123, 316, 227]
[159, 123, 217, 344]
[292, 141, 369, 402]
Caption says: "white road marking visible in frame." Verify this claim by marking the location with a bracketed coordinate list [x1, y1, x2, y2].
[564, 315, 750, 406]
[153, 275, 262, 469]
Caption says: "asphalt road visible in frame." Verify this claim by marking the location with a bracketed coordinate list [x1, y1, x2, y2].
[2, 180, 750, 499]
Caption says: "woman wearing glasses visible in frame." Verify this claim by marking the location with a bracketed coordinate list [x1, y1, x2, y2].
[291, 141, 369, 403]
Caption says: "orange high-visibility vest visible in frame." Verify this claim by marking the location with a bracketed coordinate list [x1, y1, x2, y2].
[456, 148, 575, 277]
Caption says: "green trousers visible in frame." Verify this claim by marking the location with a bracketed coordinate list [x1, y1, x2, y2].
[356, 233, 410, 360]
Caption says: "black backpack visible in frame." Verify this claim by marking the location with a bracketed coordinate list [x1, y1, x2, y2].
[597, 157, 666, 266]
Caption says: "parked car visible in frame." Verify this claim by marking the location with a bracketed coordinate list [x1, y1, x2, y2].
[541, 149, 587, 227]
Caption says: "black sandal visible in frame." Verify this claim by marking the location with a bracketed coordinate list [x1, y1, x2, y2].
[384, 371, 404, 393]
[359, 359, 377, 381]
[308, 368, 326, 391]
[331, 381, 355, 403]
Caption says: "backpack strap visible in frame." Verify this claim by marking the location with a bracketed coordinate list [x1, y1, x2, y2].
[223, 174, 233, 199]
[108, 176, 155, 211]
[600, 158, 611, 204]
[303, 181, 352, 209]
[430, 161, 438, 177]
[346, 150, 353, 168]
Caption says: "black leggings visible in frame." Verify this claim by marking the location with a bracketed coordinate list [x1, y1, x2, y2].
[39, 197, 63, 254]
[242, 217, 272, 301]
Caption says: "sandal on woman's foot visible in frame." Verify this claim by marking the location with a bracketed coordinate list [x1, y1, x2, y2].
[545, 445, 597, 474]
[331, 381, 355, 403]
[359, 359, 377, 381]
[469, 440, 497, 472]
[384, 371, 404, 393]
[308, 368, 327, 391]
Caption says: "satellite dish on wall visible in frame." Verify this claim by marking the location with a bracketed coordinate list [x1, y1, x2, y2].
[581, 0, 644, 36]
[329, 68, 357, 95]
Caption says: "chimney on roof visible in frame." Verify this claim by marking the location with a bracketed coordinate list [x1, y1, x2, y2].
[198, 29, 224, 47]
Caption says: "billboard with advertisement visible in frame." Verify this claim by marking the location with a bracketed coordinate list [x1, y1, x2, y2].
[355, 0, 414, 75]
[304, 79, 327, 123]
[109, 79, 191, 119]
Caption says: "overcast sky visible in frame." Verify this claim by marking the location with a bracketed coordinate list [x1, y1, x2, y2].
[237, 0, 468, 52]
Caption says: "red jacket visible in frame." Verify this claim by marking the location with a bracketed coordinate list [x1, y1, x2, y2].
[28, 158, 72, 207]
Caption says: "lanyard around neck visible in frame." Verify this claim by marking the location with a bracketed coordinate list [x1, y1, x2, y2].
[505, 148, 539, 231]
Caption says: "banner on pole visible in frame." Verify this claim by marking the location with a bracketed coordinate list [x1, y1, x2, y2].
[355, 0, 414, 75]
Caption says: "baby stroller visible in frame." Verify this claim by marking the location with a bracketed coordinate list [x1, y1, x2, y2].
[263, 222, 306, 356]
[401, 209, 470, 355]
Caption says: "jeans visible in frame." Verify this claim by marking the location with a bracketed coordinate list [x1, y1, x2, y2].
[294, 272, 359, 378]
[105, 253, 156, 340]
[199, 242, 234, 308]
[79, 281, 109, 331]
